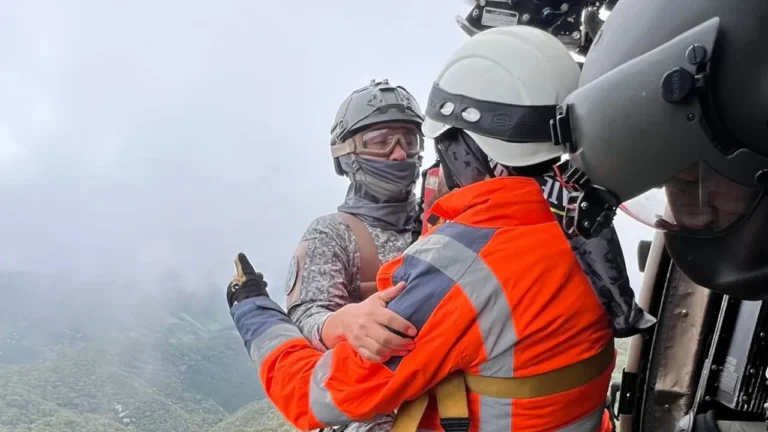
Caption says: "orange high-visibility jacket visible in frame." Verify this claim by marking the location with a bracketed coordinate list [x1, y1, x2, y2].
[230, 176, 615, 431]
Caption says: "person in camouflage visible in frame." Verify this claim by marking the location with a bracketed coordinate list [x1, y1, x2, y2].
[282, 79, 426, 432]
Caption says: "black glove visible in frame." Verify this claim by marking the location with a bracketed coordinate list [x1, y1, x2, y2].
[226, 252, 269, 308]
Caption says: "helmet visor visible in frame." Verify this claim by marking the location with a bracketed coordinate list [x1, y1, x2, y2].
[620, 162, 763, 238]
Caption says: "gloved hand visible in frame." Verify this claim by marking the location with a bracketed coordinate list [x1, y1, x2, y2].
[226, 252, 269, 308]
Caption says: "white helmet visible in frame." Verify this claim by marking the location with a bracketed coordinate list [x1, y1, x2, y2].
[423, 24, 580, 167]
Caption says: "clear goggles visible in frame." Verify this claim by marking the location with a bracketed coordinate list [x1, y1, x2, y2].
[619, 161, 764, 238]
[331, 123, 424, 159]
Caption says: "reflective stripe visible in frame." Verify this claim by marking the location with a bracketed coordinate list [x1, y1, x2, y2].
[404, 231, 480, 281]
[432, 222, 496, 254]
[231, 297, 303, 365]
[248, 322, 304, 368]
[389, 225, 516, 376]
[310, 350, 353, 426]
[479, 395, 512, 432]
[472, 398, 604, 432]
[458, 257, 517, 377]
[557, 406, 604, 432]
[390, 253, 461, 332]
[385, 252, 458, 369]
[428, 224, 516, 376]
[386, 227, 496, 371]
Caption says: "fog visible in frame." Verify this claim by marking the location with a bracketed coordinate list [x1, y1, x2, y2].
[0, 2, 656, 430]
[0, 1, 473, 300]
[0, 1, 653, 307]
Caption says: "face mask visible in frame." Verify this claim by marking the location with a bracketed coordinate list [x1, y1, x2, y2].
[337, 155, 420, 231]
[341, 156, 420, 201]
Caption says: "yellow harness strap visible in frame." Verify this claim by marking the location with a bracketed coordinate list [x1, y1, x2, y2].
[391, 340, 614, 432]
[390, 392, 429, 432]
[391, 372, 468, 432]
[434, 372, 469, 420]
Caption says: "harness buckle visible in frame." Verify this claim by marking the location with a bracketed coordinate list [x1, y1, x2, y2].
[439, 417, 470, 432]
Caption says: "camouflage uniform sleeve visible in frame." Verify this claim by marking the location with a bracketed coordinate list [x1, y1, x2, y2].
[285, 214, 355, 351]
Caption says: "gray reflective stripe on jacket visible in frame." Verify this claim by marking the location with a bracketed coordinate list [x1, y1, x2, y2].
[231, 296, 396, 432]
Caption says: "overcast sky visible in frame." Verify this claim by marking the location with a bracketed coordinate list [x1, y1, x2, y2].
[0, 0, 654, 305]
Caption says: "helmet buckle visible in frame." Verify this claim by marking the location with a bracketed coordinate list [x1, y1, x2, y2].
[555, 159, 620, 239]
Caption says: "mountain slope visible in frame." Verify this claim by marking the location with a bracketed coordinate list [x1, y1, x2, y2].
[210, 400, 297, 432]
[0, 271, 271, 432]
[0, 411, 130, 432]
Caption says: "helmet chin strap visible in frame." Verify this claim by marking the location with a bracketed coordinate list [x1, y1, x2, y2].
[489, 158, 510, 177]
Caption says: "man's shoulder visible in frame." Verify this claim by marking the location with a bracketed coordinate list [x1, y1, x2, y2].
[388, 222, 499, 285]
[409, 221, 498, 257]
[301, 213, 354, 243]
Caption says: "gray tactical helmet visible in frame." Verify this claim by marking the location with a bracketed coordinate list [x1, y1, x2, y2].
[330, 79, 425, 176]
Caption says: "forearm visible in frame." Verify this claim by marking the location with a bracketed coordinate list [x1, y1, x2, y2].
[230, 283, 467, 430]
[231, 297, 328, 429]
[320, 309, 346, 348]
[284, 215, 357, 351]
[231, 297, 398, 430]
[288, 301, 338, 350]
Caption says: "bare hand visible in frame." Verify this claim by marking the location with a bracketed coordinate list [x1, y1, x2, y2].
[337, 282, 417, 362]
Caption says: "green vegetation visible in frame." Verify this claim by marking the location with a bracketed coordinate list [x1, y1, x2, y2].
[0, 411, 130, 432]
[0, 271, 288, 432]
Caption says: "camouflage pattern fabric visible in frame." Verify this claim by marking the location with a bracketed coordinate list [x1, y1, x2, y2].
[285, 212, 411, 432]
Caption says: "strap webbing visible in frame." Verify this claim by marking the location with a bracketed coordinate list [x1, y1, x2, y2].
[465, 339, 615, 399]
[391, 393, 429, 432]
[391, 373, 467, 432]
[434, 373, 470, 432]
[392, 340, 615, 432]
[434, 372, 469, 419]
[338, 212, 381, 297]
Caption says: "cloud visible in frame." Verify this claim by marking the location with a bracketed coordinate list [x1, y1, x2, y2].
[0, 0, 654, 304]
[0, 126, 24, 170]
[0, 0, 471, 297]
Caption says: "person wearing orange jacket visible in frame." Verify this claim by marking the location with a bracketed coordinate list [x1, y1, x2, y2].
[226, 25, 615, 432]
